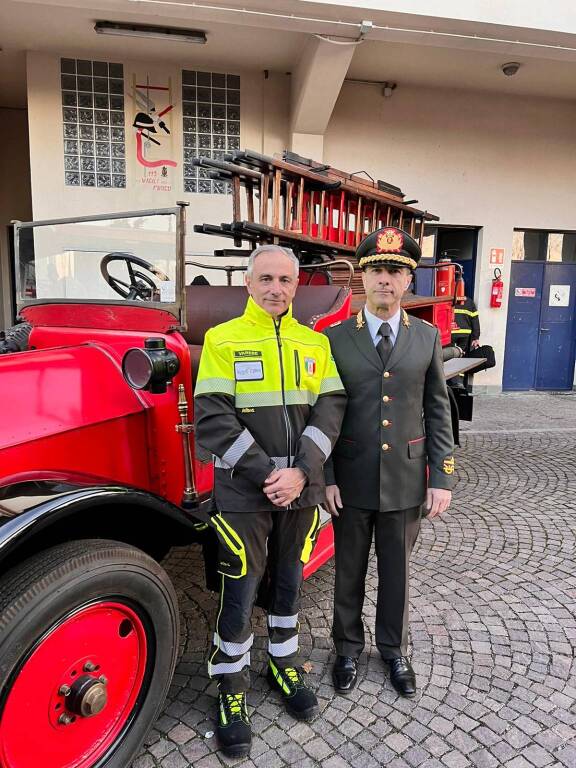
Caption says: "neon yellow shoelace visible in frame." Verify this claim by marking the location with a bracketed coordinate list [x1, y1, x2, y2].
[225, 693, 245, 716]
[283, 668, 302, 686]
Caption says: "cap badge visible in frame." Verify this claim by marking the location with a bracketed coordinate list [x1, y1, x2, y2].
[377, 228, 404, 254]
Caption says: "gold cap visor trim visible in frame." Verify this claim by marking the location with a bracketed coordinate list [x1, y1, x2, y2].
[359, 253, 418, 270]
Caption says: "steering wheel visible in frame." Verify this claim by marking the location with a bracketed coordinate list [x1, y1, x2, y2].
[100, 253, 170, 301]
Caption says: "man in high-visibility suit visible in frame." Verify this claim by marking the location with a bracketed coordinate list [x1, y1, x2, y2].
[194, 244, 346, 759]
[451, 293, 496, 373]
[452, 295, 480, 354]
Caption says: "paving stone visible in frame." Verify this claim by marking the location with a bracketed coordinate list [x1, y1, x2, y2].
[131, 393, 576, 767]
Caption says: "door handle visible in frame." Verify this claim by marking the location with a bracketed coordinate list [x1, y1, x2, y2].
[540, 327, 550, 332]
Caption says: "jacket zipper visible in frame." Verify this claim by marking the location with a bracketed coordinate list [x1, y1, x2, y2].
[274, 316, 293, 480]
[294, 349, 301, 388]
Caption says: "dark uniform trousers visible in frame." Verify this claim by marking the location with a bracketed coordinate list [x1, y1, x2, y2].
[325, 310, 455, 663]
[332, 504, 421, 659]
[208, 506, 318, 694]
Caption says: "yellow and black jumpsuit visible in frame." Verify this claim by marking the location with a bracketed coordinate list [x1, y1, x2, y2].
[451, 297, 480, 354]
[194, 296, 346, 693]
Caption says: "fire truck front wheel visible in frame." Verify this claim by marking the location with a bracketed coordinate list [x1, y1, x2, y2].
[0, 539, 180, 768]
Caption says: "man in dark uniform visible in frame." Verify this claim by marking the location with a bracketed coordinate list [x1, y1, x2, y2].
[324, 226, 455, 698]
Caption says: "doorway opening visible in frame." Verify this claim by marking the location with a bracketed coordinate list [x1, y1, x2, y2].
[416, 225, 479, 298]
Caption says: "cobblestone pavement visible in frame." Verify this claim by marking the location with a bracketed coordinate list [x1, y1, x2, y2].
[133, 392, 576, 768]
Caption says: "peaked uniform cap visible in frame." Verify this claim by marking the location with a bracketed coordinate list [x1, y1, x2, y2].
[356, 227, 422, 271]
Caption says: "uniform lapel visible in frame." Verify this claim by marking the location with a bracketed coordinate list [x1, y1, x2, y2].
[346, 310, 382, 371]
[386, 309, 413, 371]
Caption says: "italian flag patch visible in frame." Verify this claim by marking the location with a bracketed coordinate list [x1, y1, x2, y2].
[304, 357, 316, 375]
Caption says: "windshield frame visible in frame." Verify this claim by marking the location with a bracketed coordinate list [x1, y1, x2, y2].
[12, 202, 188, 330]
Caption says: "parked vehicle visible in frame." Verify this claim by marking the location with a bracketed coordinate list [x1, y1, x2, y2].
[0, 167, 479, 764]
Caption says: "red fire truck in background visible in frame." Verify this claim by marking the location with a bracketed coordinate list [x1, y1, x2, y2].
[0, 152, 480, 767]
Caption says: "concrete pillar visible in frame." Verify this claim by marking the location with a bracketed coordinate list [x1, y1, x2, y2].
[290, 35, 356, 161]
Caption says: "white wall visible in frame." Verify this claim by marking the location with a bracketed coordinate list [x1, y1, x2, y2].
[26, 52, 576, 388]
[26, 52, 290, 284]
[325, 82, 576, 388]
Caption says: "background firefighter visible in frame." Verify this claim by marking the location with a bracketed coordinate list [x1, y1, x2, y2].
[194, 245, 346, 759]
[452, 293, 496, 373]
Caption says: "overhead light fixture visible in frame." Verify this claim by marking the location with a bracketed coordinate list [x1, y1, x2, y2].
[382, 81, 397, 98]
[94, 21, 207, 44]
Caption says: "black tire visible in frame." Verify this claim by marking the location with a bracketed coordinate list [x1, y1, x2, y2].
[0, 539, 180, 768]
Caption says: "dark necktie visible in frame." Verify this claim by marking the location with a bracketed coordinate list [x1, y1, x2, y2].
[377, 322, 393, 367]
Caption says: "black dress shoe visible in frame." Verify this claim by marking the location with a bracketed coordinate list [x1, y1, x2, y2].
[386, 657, 416, 697]
[332, 655, 358, 693]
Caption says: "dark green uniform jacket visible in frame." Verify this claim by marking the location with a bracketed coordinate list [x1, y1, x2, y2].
[325, 309, 455, 512]
[194, 297, 347, 513]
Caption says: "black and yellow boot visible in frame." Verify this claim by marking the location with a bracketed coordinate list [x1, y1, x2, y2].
[267, 660, 319, 721]
[216, 692, 252, 758]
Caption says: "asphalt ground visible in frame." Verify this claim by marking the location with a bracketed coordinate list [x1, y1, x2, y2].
[133, 391, 576, 768]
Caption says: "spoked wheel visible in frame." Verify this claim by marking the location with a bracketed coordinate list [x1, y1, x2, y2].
[0, 540, 180, 768]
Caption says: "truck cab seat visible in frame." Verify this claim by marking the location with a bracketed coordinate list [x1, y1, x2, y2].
[183, 284, 347, 381]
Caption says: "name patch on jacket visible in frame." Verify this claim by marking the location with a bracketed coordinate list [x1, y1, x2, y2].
[234, 350, 262, 358]
[234, 360, 264, 381]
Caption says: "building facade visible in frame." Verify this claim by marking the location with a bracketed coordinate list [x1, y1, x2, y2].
[2, 0, 576, 390]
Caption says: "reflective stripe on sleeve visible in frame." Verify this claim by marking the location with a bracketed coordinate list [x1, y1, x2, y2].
[208, 651, 251, 676]
[214, 454, 293, 470]
[213, 632, 254, 657]
[455, 309, 479, 317]
[194, 377, 235, 396]
[268, 613, 299, 629]
[319, 376, 344, 394]
[268, 636, 299, 657]
[451, 328, 472, 335]
[302, 425, 332, 460]
[220, 428, 255, 468]
[272, 456, 295, 469]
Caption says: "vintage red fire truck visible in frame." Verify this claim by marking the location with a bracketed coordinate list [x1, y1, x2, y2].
[0, 154, 479, 766]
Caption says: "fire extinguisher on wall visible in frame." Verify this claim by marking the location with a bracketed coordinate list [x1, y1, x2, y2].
[490, 268, 504, 308]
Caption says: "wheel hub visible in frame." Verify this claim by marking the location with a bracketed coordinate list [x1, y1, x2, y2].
[65, 675, 108, 719]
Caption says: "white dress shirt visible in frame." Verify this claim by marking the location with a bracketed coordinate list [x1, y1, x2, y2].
[364, 305, 401, 348]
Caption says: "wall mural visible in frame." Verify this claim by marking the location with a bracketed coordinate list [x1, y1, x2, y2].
[130, 74, 178, 194]
[60, 61, 240, 196]
[60, 58, 126, 188]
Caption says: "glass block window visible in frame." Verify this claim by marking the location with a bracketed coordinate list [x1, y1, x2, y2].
[182, 70, 240, 194]
[61, 58, 126, 188]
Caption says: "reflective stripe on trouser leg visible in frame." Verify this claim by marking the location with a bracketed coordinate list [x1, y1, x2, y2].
[266, 506, 316, 668]
[208, 511, 273, 693]
[208, 572, 261, 694]
[268, 613, 299, 657]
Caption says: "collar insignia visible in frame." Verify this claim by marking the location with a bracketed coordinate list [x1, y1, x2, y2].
[356, 310, 365, 330]
[402, 309, 411, 327]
